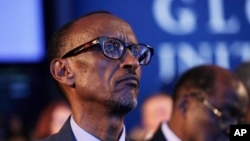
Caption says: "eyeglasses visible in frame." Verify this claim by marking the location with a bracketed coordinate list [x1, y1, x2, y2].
[61, 36, 154, 65]
[190, 92, 239, 129]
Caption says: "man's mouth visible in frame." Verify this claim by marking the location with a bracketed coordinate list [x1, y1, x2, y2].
[116, 75, 139, 87]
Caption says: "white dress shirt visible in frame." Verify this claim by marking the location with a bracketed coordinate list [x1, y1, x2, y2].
[162, 122, 181, 141]
[70, 116, 126, 141]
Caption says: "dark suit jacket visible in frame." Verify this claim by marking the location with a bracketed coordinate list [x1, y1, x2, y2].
[39, 117, 135, 141]
[147, 125, 167, 141]
[39, 117, 76, 141]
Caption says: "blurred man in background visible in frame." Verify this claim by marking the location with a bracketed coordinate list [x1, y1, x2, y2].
[149, 65, 249, 141]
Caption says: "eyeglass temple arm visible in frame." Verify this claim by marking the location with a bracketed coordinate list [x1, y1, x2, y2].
[193, 93, 222, 117]
[202, 100, 222, 117]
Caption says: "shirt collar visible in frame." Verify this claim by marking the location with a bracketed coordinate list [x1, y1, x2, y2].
[70, 116, 126, 141]
[162, 122, 181, 141]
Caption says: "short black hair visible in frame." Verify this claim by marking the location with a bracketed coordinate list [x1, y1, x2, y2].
[172, 65, 237, 102]
[47, 10, 112, 64]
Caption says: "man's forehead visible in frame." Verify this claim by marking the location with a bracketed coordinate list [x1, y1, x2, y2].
[69, 14, 136, 42]
[76, 13, 127, 28]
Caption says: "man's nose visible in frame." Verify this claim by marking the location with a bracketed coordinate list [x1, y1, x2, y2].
[120, 49, 140, 70]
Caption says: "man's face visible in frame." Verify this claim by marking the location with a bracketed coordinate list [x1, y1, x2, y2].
[66, 14, 141, 114]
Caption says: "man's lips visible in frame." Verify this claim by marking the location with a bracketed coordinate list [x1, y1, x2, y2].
[116, 74, 139, 87]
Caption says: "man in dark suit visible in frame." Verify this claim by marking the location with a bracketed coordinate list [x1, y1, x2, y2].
[41, 11, 154, 141]
[40, 117, 134, 141]
[149, 65, 249, 141]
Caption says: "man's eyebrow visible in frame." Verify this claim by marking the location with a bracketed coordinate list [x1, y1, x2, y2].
[116, 34, 136, 44]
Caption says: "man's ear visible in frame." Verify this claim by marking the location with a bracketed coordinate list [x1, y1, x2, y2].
[50, 59, 75, 86]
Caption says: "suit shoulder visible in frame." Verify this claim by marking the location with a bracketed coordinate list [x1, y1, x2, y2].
[37, 134, 59, 141]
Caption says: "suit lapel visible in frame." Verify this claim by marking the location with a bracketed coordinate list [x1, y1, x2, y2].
[54, 116, 76, 141]
[148, 124, 167, 141]
[125, 135, 135, 141]
[49, 116, 135, 141]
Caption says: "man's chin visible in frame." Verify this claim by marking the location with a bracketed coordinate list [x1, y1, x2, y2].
[107, 96, 137, 115]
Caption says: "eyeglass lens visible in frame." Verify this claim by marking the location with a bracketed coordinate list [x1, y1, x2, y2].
[101, 37, 152, 65]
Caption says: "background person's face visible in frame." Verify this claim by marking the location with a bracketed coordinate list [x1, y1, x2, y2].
[185, 97, 228, 141]
[187, 89, 247, 141]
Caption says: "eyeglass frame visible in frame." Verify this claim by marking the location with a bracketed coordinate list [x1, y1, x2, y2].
[61, 36, 154, 65]
[189, 92, 240, 129]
